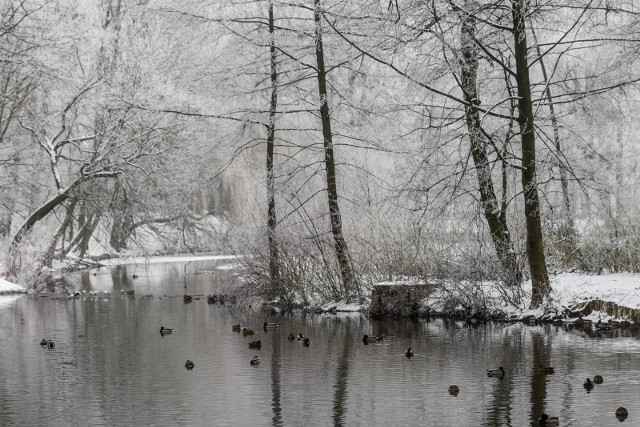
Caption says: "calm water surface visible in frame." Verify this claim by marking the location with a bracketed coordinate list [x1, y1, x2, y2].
[1, 258, 640, 426]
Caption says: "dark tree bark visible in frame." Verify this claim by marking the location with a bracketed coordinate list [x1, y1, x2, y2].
[459, 6, 522, 286]
[266, 0, 280, 295]
[511, 0, 550, 307]
[11, 172, 121, 248]
[313, 0, 357, 295]
[531, 27, 577, 247]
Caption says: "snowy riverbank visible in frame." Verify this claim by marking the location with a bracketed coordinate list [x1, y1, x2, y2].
[2, 262, 639, 322]
[0, 277, 26, 295]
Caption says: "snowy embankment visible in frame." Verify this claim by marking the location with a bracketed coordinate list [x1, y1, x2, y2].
[0, 277, 26, 295]
[323, 272, 640, 321]
[528, 273, 640, 322]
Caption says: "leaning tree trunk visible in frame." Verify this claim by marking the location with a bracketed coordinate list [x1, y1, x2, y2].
[512, 0, 550, 307]
[266, 0, 280, 295]
[460, 7, 522, 286]
[313, 0, 357, 295]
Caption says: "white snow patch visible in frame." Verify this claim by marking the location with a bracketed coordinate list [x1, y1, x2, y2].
[0, 278, 25, 294]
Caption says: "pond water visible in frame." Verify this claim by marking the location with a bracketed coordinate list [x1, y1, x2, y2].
[1, 258, 640, 426]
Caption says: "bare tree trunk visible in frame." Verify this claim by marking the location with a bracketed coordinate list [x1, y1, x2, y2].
[512, 0, 550, 307]
[459, 6, 522, 286]
[266, 0, 280, 295]
[531, 27, 576, 246]
[313, 0, 357, 295]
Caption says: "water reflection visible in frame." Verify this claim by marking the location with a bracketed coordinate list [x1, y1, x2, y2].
[1, 260, 640, 426]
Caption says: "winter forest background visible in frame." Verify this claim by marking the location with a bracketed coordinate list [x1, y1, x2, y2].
[2, 0, 640, 308]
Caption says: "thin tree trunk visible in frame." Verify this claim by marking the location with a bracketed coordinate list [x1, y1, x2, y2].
[266, 0, 280, 295]
[531, 27, 576, 244]
[511, 0, 550, 307]
[460, 6, 522, 286]
[313, 0, 357, 295]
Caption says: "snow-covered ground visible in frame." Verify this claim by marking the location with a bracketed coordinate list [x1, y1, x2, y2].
[0, 277, 25, 294]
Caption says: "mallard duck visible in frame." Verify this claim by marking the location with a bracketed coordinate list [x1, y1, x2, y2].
[263, 322, 278, 331]
[185, 360, 194, 370]
[593, 374, 603, 384]
[487, 367, 505, 377]
[159, 326, 173, 335]
[362, 334, 383, 344]
[287, 333, 296, 340]
[448, 385, 459, 396]
[615, 407, 629, 419]
[405, 348, 414, 358]
[47, 341, 55, 348]
[250, 356, 260, 366]
[539, 413, 559, 425]
[538, 366, 555, 374]
[584, 378, 594, 390]
[232, 324, 241, 332]
[297, 333, 305, 341]
[303, 338, 310, 347]
[40, 339, 52, 346]
[242, 328, 255, 336]
[183, 295, 193, 303]
[248, 340, 262, 349]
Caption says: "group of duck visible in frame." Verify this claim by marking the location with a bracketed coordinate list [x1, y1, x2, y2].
[231, 321, 311, 366]
[483, 369, 629, 423]
[364, 335, 629, 424]
[466, 366, 628, 423]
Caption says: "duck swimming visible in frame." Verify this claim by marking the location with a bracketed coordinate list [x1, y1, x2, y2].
[539, 413, 559, 425]
[405, 348, 414, 359]
[160, 326, 173, 335]
[249, 341, 262, 349]
[185, 360, 195, 370]
[486, 367, 505, 377]
[287, 334, 296, 340]
[47, 341, 55, 348]
[584, 378, 594, 390]
[303, 338, 310, 347]
[616, 407, 628, 420]
[250, 356, 260, 366]
[538, 366, 555, 374]
[593, 374, 603, 384]
[263, 322, 278, 331]
[40, 339, 52, 346]
[448, 385, 459, 396]
[362, 334, 383, 344]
